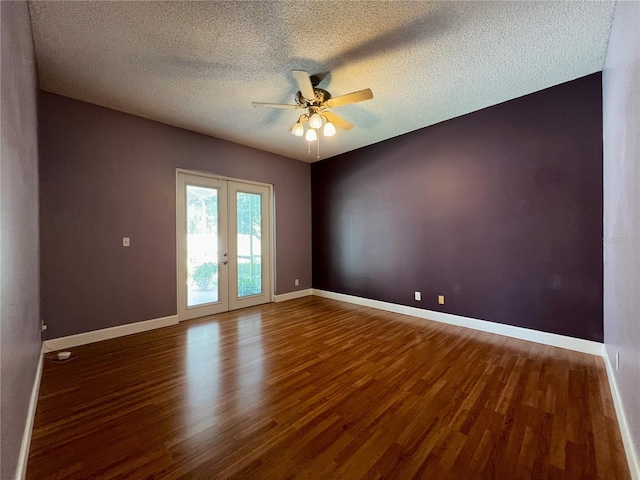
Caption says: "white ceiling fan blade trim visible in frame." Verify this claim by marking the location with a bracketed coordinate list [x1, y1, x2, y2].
[322, 111, 354, 131]
[252, 102, 302, 110]
[291, 70, 316, 102]
[325, 88, 374, 108]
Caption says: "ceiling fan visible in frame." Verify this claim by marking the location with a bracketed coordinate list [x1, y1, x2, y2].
[252, 70, 373, 142]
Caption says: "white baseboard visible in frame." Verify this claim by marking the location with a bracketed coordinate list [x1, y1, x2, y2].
[273, 289, 313, 303]
[15, 345, 44, 480]
[44, 315, 179, 351]
[44, 293, 601, 357]
[603, 346, 640, 480]
[311, 289, 603, 356]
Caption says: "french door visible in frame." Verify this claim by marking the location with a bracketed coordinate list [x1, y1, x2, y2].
[177, 171, 272, 321]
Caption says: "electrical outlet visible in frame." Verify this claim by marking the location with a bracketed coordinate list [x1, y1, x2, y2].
[41, 321, 47, 332]
[295, 279, 299, 286]
[616, 352, 620, 371]
[438, 295, 445, 305]
[414, 292, 421, 301]
[123, 237, 130, 247]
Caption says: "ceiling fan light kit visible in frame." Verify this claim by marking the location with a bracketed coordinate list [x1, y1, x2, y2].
[292, 111, 336, 140]
[252, 69, 373, 155]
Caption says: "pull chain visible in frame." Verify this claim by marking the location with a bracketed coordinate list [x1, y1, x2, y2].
[317, 135, 320, 160]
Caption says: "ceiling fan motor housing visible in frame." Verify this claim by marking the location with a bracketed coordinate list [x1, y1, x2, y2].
[296, 88, 331, 107]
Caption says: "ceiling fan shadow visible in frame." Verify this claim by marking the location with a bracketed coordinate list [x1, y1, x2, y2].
[326, 9, 456, 70]
[134, 54, 254, 79]
[259, 93, 300, 127]
[136, 54, 300, 126]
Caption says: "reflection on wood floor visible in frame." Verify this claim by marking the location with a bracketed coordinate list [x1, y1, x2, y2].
[27, 296, 629, 479]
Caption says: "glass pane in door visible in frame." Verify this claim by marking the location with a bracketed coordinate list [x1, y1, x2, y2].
[187, 185, 219, 306]
[236, 192, 262, 297]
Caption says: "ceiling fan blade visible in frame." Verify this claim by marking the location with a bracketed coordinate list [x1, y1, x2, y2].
[252, 102, 302, 110]
[291, 70, 316, 102]
[325, 88, 373, 108]
[322, 111, 354, 131]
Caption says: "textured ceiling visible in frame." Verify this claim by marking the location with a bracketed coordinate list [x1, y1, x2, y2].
[28, 1, 614, 162]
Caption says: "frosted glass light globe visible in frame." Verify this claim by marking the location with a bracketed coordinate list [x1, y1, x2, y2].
[309, 113, 323, 129]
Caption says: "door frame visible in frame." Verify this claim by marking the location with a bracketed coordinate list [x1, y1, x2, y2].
[175, 168, 275, 322]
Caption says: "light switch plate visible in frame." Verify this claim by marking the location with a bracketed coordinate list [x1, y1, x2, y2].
[123, 237, 130, 247]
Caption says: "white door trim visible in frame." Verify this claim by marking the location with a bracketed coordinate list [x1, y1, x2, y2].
[175, 168, 273, 188]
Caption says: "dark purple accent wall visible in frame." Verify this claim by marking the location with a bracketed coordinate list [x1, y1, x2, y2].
[1, 2, 42, 478]
[312, 73, 603, 342]
[39, 93, 311, 339]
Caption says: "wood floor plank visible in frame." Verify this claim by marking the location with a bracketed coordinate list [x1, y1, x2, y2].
[27, 297, 630, 479]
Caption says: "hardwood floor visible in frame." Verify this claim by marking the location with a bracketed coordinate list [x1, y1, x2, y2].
[27, 297, 629, 479]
